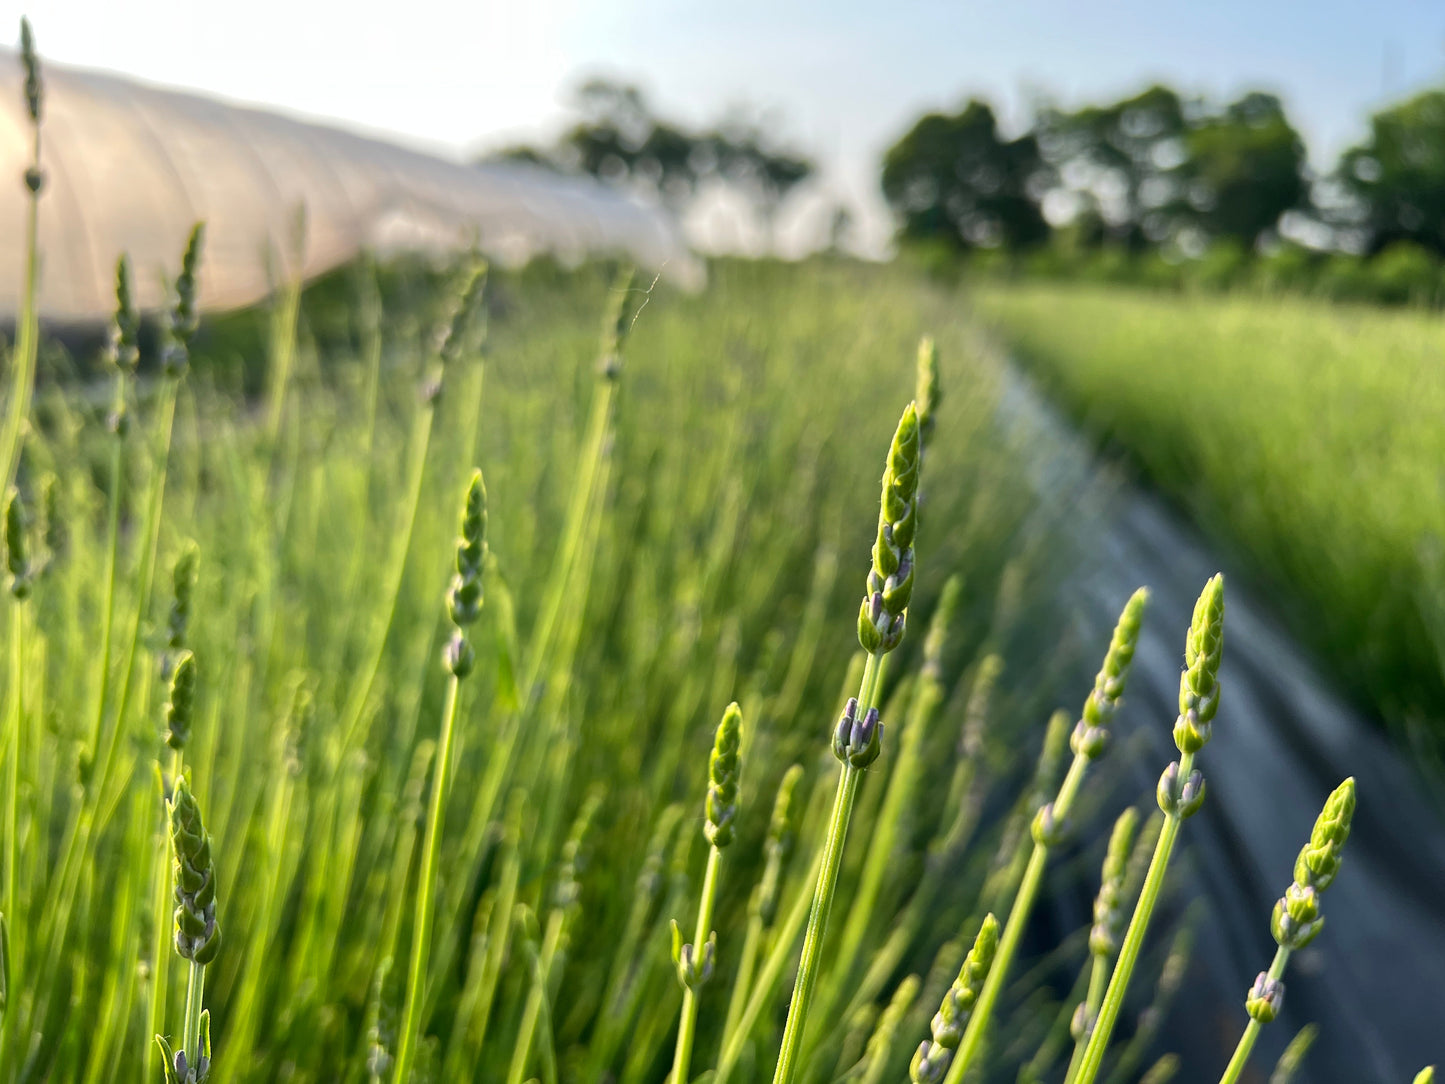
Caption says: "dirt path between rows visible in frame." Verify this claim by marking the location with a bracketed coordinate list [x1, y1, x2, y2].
[1002, 367, 1445, 1081]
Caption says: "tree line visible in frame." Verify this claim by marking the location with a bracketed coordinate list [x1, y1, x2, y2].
[881, 82, 1445, 268]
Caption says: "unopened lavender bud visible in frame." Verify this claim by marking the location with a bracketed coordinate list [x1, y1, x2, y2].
[1271, 892, 1324, 950]
[1031, 802, 1069, 846]
[108, 257, 140, 373]
[1178, 769, 1206, 817]
[670, 920, 716, 990]
[858, 403, 921, 655]
[704, 702, 742, 848]
[1090, 806, 1140, 958]
[834, 698, 882, 768]
[1075, 587, 1149, 758]
[1245, 972, 1285, 1023]
[169, 777, 221, 965]
[1156, 762, 1206, 818]
[5, 489, 31, 599]
[1293, 777, 1355, 891]
[436, 259, 488, 367]
[445, 470, 487, 631]
[911, 1040, 951, 1084]
[598, 265, 635, 379]
[443, 631, 474, 679]
[926, 913, 998, 1057]
[164, 650, 197, 750]
[1071, 717, 1111, 759]
[19, 18, 42, 124]
[1174, 574, 1224, 752]
[915, 336, 941, 447]
[752, 764, 802, 925]
[1070, 1001, 1095, 1041]
[921, 575, 963, 682]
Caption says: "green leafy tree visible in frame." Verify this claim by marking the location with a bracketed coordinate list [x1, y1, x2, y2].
[881, 99, 1052, 252]
[1337, 89, 1445, 255]
[1180, 92, 1308, 248]
[1035, 85, 1188, 250]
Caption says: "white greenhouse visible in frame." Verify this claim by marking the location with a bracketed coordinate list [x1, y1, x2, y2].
[0, 48, 700, 322]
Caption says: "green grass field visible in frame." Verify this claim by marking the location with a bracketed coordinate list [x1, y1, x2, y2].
[974, 282, 1445, 763]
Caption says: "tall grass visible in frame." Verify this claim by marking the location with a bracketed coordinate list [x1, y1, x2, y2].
[974, 282, 1445, 763]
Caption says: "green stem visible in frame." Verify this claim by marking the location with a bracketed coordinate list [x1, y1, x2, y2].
[145, 749, 182, 1080]
[1217, 946, 1290, 1084]
[770, 652, 882, 1084]
[98, 377, 181, 815]
[507, 906, 565, 1084]
[2, 599, 24, 1063]
[181, 960, 206, 1064]
[393, 672, 462, 1084]
[946, 750, 1091, 1084]
[827, 674, 941, 1012]
[672, 844, 722, 1084]
[1074, 751, 1195, 1084]
[1063, 955, 1110, 1084]
[715, 849, 822, 1084]
[87, 372, 127, 760]
[0, 129, 41, 497]
[720, 914, 763, 1051]
[338, 398, 436, 752]
[265, 249, 303, 455]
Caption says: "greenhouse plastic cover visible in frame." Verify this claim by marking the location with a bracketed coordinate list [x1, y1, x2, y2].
[0, 49, 701, 322]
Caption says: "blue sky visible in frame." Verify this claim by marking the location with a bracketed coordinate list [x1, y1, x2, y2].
[19, 0, 1445, 251]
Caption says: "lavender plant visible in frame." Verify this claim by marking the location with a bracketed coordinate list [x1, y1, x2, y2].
[393, 468, 487, 1084]
[946, 587, 1149, 1083]
[771, 400, 921, 1084]
[1074, 574, 1225, 1084]
[1217, 778, 1356, 1084]
[670, 702, 743, 1084]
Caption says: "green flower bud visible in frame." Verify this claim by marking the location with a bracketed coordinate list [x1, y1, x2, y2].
[1031, 802, 1069, 846]
[1073, 587, 1149, 759]
[704, 702, 743, 847]
[19, 18, 42, 124]
[1090, 806, 1140, 958]
[911, 1039, 951, 1084]
[1245, 971, 1285, 1023]
[5, 488, 31, 599]
[446, 470, 487, 630]
[1156, 762, 1206, 819]
[921, 574, 963, 683]
[670, 919, 715, 990]
[109, 256, 140, 373]
[833, 697, 882, 769]
[598, 265, 635, 379]
[859, 403, 921, 655]
[169, 777, 221, 965]
[164, 650, 197, 751]
[155, 1010, 211, 1084]
[1292, 777, 1355, 892]
[162, 224, 206, 375]
[928, 913, 999, 1052]
[436, 258, 488, 367]
[915, 336, 941, 447]
[752, 764, 803, 925]
[1173, 574, 1224, 752]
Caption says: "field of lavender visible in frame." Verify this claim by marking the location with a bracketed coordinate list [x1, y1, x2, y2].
[1, 27, 1437, 1084]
